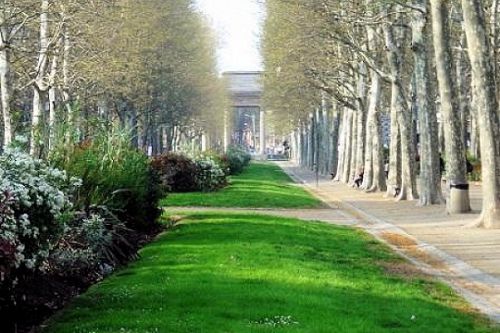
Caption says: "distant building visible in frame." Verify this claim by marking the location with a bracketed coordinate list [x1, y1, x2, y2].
[222, 71, 266, 155]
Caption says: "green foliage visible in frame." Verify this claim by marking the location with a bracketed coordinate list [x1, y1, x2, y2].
[223, 145, 252, 175]
[151, 152, 228, 193]
[151, 153, 201, 192]
[196, 150, 231, 175]
[466, 153, 482, 181]
[49, 214, 112, 279]
[73, 0, 227, 147]
[194, 156, 227, 192]
[51, 125, 162, 231]
[44, 212, 497, 333]
[262, 0, 324, 132]
[49, 211, 138, 280]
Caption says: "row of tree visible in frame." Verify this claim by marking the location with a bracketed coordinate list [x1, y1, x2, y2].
[262, 0, 500, 228]
[0, 0, 227, 156]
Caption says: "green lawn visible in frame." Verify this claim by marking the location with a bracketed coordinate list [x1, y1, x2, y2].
[161, 162, 323, 208]
[45, 212, 497, 333]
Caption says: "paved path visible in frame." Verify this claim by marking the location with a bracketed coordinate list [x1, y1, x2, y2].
[274, 161, 500, 322]
[167, 206, 358, 226]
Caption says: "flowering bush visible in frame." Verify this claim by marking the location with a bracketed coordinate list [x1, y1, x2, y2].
[195, 156, 227, 192]
[197, 150, 231, 175]
[224, 145, 252, 175]
[50, 214, 109, 274]
[0, 148, 80, 279]
[1, 129, 163, 330]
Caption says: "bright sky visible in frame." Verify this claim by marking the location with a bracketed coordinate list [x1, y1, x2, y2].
[195, 0, 264, 73]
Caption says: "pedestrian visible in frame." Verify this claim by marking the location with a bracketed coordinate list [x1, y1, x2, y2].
[439, 154, 445, 176]
[466, 159, 473, 174]
[354, 167, 364, 187]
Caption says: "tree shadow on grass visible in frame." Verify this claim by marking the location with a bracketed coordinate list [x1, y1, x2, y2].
[44, 213, 497, 333]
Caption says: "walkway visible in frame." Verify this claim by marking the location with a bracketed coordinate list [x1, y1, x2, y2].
[277, 161, 500, 323]
[167, 206, 357, 226]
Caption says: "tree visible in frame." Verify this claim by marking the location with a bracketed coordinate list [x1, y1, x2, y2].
[0, 0, 227, 155]
[0, 0, 33, 147]
[430, 0, 470, 213]
[412, 0, 443, 206]
[461, 0, 500, 227]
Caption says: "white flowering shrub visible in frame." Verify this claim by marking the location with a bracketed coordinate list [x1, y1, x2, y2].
[0, 148, 81, 279]
[194, 156, 227, 192]
[224, 145, 251, 175]
[49, 214, 115, 278]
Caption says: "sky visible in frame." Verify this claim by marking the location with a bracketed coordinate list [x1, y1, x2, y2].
[195, 0, 264, 73]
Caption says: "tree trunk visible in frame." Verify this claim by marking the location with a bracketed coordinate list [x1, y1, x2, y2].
[354, 62, 367, 183]
[30, 0, 50, 156]
[62, 24, 73, 118]
[395, 85, 418, 201]
[370, 109, 387, 192]
[320, 103, 329, 175]
[0, 4, 14, 148]
[291, 128, 298, 162]
[342, 109, 354, 183]
[335, 108, 348, 181]
[301, 124, 307, 167]
[457, 25, 471, 152]
[362, 23, 386, 192]
[307, 113, 315, 170]
[349, 109, 358, 185]
[413, 0, 443, 205]
[386, 94, 401, 197]
[490, 0, 499, 88]
[330, 104, 341, 177]
[0, 44, 12, 148]
[313, 109, 320, 173]
[384, 11, 418, 200]
[315, 107, 324, 174]
[323, 106, 331, 175]
[361, 67, 378, 190]
[431, 0, 470, 213]
[461, 0, 500, 227]
[48, 36, 63, 151]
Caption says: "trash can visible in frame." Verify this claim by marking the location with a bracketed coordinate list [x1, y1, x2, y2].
[447, 182, 471, 214]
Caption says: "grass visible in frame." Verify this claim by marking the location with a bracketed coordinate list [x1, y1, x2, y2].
[44, 212, 498, 333]
[161, 162, 323, 208]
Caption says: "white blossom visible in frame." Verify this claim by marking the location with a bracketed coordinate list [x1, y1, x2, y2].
[0, 148, 81, 271]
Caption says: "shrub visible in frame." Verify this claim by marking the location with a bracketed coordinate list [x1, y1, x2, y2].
[194, 155, 227, 192]
[466, 154, 481, 182]
[0, 148, 80, 280]
[468, 161, 482, 182]
[152, 152, 229, 193]
[51, 126, 163, 231]
[49, 214, 109, 280]
[197, 150, 230, 175]
[151, 153, 200, 192]
[49, 210, 137, 280]
[224, 145, 251, 175]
